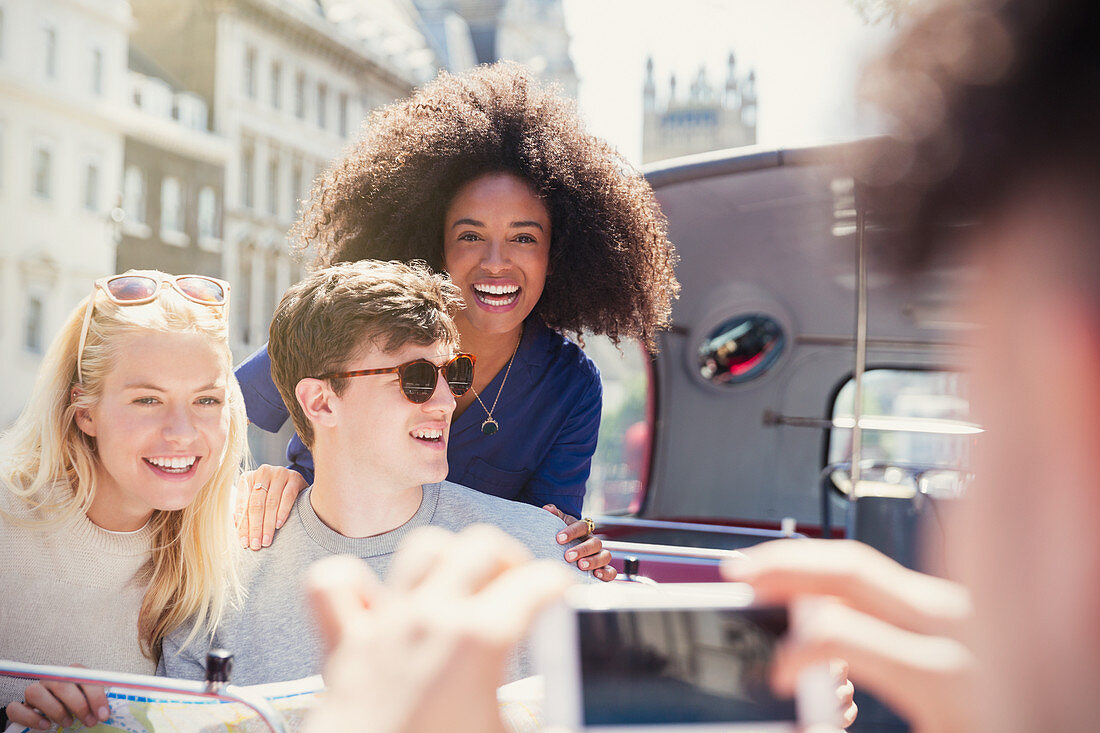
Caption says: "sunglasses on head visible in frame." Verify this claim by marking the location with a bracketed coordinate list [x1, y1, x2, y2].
[317, 353, 476, 404]
[76, 273, 230, 384]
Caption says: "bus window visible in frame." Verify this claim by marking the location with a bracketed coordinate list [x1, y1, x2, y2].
[827, 369, 979, 499]
[582, 335, 652, 515]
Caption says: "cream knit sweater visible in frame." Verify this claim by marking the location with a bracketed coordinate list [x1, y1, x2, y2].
[0, 488, 156, 706]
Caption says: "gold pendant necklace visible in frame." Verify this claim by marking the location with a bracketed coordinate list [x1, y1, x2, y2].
[471, 328, 522, 436]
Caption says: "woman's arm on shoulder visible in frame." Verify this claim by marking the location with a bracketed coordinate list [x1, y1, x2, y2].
[521, 368, 602, 518]
[234, 344, 290, 433]
[522, 373, 615, 581]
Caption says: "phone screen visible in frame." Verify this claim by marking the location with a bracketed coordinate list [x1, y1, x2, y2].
[577, 606, 795, 726]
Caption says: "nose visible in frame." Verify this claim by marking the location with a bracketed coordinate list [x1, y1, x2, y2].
[162, 402, 199, 444]
[423, 368, 457, 416]
[481, 237, 510, 274]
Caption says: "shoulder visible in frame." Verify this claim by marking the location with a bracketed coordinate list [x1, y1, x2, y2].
[436, 481, 566, 536]
[522, 320, 602, 393]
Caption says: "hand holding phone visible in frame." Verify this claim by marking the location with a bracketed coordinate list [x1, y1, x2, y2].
[535, 583, 835, 731]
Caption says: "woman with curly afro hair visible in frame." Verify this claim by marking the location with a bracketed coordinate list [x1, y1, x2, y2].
[235, 63, 679, 580]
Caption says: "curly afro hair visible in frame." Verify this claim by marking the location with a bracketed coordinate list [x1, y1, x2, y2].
[292, 62, 679, 352]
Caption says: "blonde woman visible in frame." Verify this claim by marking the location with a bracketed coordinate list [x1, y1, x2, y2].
[0, 271, 247, 730]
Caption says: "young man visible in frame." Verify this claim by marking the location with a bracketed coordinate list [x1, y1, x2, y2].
[159, 260, 579, 684]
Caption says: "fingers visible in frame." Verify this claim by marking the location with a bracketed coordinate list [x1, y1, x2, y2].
[722, 539, 972, 635]
[475, 558, 575, 640]
[306, 555, 382, 654]
[541, 504, 577, 525]
[274, 470, 307, 531]
[238, 465, 308, 550]
[593, 564, 618, 582]
[6, 699, 51, 730]
[564, 538, 609, 569]
[830, 659, 857, 729]
[20, 681, 105, 728]
[555, 516, 591, 545]
[386, 526, 461, 592]
[770, 598, 974, 728]
[415, 524, 534, 599]
[246, 483, 269, 551]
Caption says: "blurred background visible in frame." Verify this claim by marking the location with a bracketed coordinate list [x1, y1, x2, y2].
[0, 0, 896, 495]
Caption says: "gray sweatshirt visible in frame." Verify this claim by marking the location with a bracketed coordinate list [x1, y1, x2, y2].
[158, 481, 580, 685]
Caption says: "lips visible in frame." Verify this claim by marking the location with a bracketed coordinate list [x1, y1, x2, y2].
[411, 426, 446, 448]
[471, 282, 520, 308]
[144, 456, 200, 476]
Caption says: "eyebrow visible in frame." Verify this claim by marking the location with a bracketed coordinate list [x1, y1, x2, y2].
[450, 218, 545, 231]
[123, 382, 224, 392]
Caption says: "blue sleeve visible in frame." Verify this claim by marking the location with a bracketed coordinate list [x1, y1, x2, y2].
[235, 343, 316, 484]
[235, 344, 289, 433]
[519, 372, 602, 519]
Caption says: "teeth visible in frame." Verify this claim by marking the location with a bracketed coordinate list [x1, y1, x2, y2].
[413, 428, 443, 440]
[147, 456, 197, 471]
[474, 283, 519, 296]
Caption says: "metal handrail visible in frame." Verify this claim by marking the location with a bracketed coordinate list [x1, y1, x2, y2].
[602, 540, 744, 562]
[0, 660, 286, 733]
[594, 515, 800, 540]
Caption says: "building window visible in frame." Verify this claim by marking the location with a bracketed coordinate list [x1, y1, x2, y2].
[317, 83, 327, 129]
[267, 155, 279, 217]
[198, 185, 218, 239]
[294, 71, 306, 119]
[161, 177, 184, 234]
[338, 92, 349, 138]
[243, 46, 257, 98]
[123, 165, 146, 224]
[91, 48, 104, 95]
[43, 27, 57, 78]
[83, 162, 99, 212]
[24, 296, 44, 353]
[270, 61, 282, 110]
[32, 146, 52, 199]
[241, 145, 254, 209]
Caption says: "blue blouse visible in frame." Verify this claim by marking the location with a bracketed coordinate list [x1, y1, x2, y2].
[234, 318, 602, 519]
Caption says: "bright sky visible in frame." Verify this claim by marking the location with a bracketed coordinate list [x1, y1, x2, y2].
[561, 0, 896, 165]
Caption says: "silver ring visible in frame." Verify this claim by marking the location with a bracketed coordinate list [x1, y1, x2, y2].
[252, 485, 269, 492]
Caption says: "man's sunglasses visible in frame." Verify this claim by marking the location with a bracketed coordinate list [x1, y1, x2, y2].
[317, 353, 476, 404]
[76, 273, 230, 383]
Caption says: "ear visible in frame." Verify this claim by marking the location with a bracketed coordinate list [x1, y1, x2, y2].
[71, 387, 97, 437]
[296, 378, 339, 431]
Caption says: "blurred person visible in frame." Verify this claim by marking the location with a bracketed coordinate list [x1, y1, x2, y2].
[723, 1, 1100, 732]
[160, 261, 583, 685]
[0, 272, 247, 730]
[234, 63, 683, 582]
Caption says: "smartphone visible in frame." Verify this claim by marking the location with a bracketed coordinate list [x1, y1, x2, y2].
[534, 583, 834, 732]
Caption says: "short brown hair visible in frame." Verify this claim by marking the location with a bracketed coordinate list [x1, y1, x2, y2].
[268, 260, 463, 448]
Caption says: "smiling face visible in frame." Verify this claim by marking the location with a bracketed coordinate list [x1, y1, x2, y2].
[443, 172, 552, 339]
[77, 330, 231, 531]
[324, 339, 458, 494]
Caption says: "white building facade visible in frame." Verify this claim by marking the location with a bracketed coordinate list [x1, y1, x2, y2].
[0, 0, 131, 425]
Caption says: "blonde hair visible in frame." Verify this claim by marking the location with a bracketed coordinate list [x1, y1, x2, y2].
[0, 271, 248, 661]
